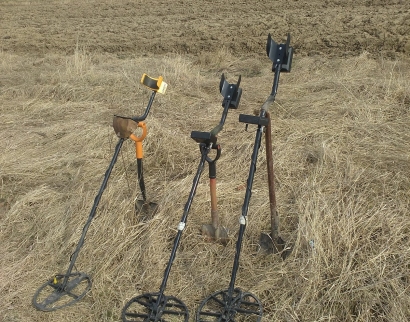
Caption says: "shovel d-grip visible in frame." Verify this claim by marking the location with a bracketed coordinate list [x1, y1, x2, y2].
[32, 74, 165, 312]
[121, 74, 241, 322]
[196, 34, 293, 322]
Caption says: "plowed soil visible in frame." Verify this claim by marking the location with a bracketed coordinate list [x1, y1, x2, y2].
[1, 1, 410, 322]
[1, 0, 409, 58]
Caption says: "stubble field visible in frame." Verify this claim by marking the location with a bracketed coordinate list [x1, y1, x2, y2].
[1, 1, 409, 321]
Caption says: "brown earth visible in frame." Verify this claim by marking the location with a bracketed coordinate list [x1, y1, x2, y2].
[1, 1, 410, 322]
[1, 0, 410, 58]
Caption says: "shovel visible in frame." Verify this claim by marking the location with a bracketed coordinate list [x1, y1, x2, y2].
[129, 122, 159, 221]
[258, 112, 291, 259]
[201, 148, 229, 245]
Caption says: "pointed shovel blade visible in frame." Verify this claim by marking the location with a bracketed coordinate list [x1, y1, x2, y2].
[135, 200, 158, 221]
[259, 232, 291, 260]
[201, 224, 229, 245]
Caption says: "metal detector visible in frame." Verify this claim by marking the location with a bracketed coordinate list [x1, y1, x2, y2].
[133, 74, 167, 219]
[32, 74, 166, 312]
[196, 34, 293, 322]
[121, 74, 242, 322]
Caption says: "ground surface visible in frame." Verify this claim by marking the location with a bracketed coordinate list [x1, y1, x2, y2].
[1, 0, 410, 58]
[1, 1, 410, 322]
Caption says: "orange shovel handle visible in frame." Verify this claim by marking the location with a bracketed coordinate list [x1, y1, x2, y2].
[129, 122, 147, 159]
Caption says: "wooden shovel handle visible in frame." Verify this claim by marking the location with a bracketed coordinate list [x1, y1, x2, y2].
[210, 178, 219, 228]
[265, 112, 279, 240]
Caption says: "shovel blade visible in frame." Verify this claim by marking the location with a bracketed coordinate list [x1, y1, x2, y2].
[135, 200, 158, 221]
[259, 232, 291, 260]
[201, 224, 229, 245]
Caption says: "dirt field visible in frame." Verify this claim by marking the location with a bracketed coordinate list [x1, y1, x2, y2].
[1, 0, 410, 322]
[1, 0, 410, 58]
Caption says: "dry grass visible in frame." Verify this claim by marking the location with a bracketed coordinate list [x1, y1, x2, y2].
[0, 46, 409, 322]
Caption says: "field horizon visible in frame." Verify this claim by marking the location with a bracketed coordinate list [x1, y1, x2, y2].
[1, 1, 409, 321]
